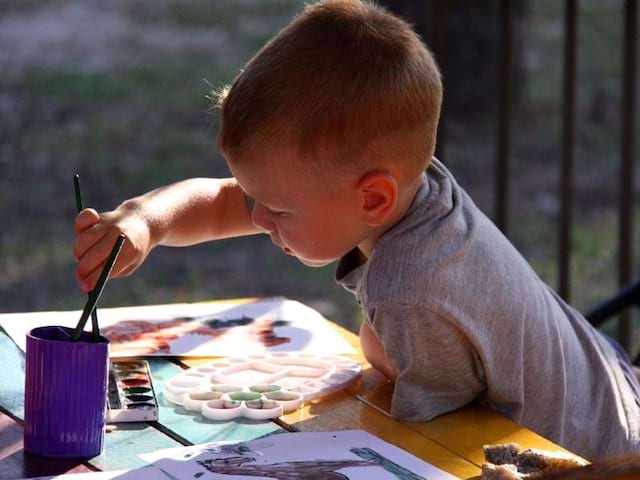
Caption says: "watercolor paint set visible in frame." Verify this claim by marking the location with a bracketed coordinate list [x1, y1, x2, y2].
[107, 359, 159, 423]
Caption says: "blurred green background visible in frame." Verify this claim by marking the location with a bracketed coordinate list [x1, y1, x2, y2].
[0, 0, 638, 341]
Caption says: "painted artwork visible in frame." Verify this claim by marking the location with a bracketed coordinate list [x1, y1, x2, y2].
[0, 298, 356, 357]
[142, 430, 459, 480]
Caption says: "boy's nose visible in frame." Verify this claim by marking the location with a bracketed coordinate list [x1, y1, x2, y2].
[251, 203, 276, 233]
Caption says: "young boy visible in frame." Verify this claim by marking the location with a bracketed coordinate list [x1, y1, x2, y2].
[73, 0, 639, 460]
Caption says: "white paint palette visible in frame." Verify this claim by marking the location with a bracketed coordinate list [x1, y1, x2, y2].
[163, 352, 361, 420]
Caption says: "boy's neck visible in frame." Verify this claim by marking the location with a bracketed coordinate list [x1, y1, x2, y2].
[357, 173, 425, 262]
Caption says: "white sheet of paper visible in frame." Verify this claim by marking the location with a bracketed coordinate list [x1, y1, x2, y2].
[0, 298, 356, 357]
[141, 430, 459, 480]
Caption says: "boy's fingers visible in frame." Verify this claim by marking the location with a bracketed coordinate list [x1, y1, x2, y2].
[77, 255, 130, 293]
[119, 264, 139, 277]
[77, 260, 106, 292]
[76, 231, 127, 281]
[74, 209, 101, 233]
[74, 225, 107, 261]
[77, 237, 137, 292]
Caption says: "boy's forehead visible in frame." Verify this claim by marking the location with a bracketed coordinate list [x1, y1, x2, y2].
[227, 144, 360, 206]
[231, 162, 301, 206]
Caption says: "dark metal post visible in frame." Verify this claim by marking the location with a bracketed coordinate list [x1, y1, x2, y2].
[559, 0, 577, 302]
[496, 0, 513, 235]
[618, 0, 638, 352]
[431, 0, 448, 162]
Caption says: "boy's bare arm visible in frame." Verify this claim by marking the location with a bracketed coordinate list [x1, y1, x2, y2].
[126, 177, 258, 246]
[74, 177, 258, 292]
[359, 320, 397, 381]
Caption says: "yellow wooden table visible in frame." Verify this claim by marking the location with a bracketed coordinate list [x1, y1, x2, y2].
[182, 299, 580, 480]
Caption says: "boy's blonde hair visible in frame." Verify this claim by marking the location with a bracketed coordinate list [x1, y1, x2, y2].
[216, 0, 442, 178]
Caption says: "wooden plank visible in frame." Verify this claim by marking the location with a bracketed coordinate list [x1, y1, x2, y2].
[0, 409, 93, 479]
[149, 359, 283, 444]
[0, 330, 182, 472]
[356, 365, 583, 467]
[409, 404, 584, 467]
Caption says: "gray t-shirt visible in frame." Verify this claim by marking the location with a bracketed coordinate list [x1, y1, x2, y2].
[335, 159, 640, 460]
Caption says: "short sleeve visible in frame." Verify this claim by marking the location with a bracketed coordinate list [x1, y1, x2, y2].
[369, 301, 485, 421]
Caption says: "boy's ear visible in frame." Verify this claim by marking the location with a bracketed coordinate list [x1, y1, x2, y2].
[357, 172, 398, 227]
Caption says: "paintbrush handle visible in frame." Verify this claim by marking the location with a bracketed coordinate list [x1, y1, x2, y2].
[71, 234, 125, 341]
[74, 175, 101, 342]
[74, 174, 83, 212]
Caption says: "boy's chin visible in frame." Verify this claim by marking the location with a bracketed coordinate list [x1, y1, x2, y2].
[296, 257, 336, 268]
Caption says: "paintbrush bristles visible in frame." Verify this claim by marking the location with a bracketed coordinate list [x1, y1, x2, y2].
[71, 234, 125, 341]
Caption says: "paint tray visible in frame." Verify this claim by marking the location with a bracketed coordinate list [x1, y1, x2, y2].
[107, 359, 159, 423]
[163, 352, 361, 420]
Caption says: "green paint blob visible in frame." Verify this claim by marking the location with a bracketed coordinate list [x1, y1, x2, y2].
[228, 391, 262, 401]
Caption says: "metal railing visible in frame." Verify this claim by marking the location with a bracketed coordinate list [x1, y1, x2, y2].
[400, 0, 638, 351]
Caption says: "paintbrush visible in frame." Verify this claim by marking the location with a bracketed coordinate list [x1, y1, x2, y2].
[74, 174, 101, 342]
[71, 234, 125, 341]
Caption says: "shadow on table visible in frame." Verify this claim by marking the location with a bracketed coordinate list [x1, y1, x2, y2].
[1, 446, 91, 479]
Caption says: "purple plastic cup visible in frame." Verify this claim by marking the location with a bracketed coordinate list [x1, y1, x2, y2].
[24, 326, 109, 458]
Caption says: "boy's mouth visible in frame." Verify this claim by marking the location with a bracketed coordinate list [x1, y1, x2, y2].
[279, 244, 293, 255]
[271, 237, 293, 255]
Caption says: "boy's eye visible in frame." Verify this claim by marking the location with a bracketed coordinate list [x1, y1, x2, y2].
[267, 208, 287, 217]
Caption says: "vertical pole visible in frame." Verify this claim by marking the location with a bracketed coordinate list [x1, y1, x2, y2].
[559, 0, 578, 302]
[496, 0, 513, 235]
[431, 0, 449, 162]
[618, 0, 638, 352]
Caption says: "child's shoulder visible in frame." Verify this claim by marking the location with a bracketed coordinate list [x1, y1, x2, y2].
[367, 160, 539, 308]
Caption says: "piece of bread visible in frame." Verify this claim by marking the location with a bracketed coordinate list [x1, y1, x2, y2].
[484, 443, 520, 466]
[481, 443, 587, 480]
[517, 448, 586, 472]
[481, 463, 523, 480]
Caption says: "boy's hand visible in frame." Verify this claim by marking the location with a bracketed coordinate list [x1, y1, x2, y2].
[74, 206, 152, 292]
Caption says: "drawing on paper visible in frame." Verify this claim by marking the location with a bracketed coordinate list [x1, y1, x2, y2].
[141, 430, 459, 480]
[0, 298, 356, 357]
[102, 314, 291, 355]
[196, 447, 429, 480]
